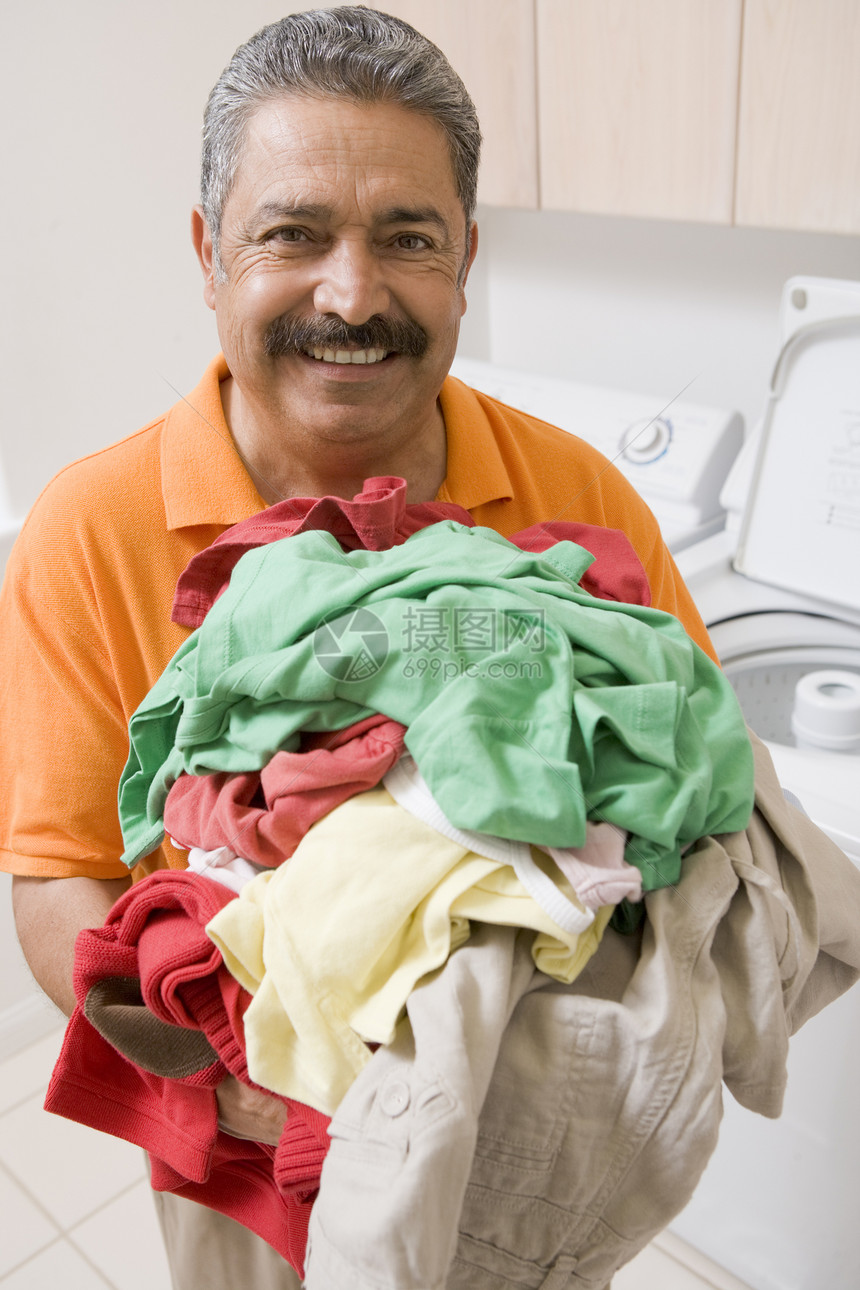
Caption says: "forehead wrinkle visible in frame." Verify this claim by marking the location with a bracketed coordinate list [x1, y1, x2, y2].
[228, 100, 467, 244]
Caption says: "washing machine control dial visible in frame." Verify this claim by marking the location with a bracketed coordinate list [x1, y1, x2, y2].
[620, 416, 672, 464]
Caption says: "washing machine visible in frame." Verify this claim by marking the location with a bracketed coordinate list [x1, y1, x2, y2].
[670, 275, 860, 1290]
[450, 355, 744, 554]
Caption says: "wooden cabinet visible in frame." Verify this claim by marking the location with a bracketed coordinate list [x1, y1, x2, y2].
[308, 2, 860, 235]
[735, 0, 860, 235]
[375, 0, 539, 209]
[536, 0, 742, 224]
[535, 0, 860, 234]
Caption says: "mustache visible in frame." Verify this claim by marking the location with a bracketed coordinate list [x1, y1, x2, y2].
[264, 313, 428, 359]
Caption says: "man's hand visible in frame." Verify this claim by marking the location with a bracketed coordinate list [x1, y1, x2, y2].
[216, 1074, 288, 1145]
[13, 876, 288, 1145]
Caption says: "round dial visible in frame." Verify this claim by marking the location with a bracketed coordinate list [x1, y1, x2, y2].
[620, 416, 672, 464]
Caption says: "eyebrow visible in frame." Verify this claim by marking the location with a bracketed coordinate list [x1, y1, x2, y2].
[251, 201, 452, 238]
[379, 206, 452, 237]
[253, 202, 332, 225]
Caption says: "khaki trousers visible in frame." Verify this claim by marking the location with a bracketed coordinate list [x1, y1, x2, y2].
[151, 1188, 302, 1290]
[150, 1189, 612, 1290]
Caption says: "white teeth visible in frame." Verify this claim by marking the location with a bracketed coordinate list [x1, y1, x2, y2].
[305, 346, 389, 365]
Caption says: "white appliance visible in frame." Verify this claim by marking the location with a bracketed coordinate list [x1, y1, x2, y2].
[450, 356, 744, 552]
[670, 276, 860, 1290]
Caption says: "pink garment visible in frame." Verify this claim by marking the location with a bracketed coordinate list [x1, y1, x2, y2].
[164, 715, 407, 867]
[510, 521, 651, 608]
[44, 870, 330, 1275]
[172, 476, 652, 629]
[546, 823, 642, 909]
[173, 476, 475, 628]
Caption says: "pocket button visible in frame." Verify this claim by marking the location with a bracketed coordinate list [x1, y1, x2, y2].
[380, 1080, 410, 1117]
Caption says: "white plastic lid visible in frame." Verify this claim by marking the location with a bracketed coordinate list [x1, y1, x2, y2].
[792, 670, 860, 753]
[734, 277, 860, 614]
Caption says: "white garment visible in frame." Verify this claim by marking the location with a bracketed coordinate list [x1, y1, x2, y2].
[180, 841, 265, 894]
[384, 755, 595, 934]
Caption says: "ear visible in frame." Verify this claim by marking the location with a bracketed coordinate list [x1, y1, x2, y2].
[458, 220, 479, 307]
[191, 205, 218, 310]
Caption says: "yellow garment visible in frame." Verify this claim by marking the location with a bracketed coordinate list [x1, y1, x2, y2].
[206, 788, 612, 1114]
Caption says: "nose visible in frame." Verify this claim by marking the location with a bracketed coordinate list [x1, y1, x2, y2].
[312, 239, 391, 324]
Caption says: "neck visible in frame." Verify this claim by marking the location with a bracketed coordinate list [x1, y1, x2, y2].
[221, 378, 448, 505]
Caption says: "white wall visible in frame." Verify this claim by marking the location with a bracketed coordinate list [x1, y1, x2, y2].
[469, 208, 860, 429]
[0, 1, 316, 523]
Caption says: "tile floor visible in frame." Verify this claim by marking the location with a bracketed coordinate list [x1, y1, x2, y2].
[0, 1025, 752, 1290]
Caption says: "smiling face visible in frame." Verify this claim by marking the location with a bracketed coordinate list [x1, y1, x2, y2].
[192, 94, 478, 498]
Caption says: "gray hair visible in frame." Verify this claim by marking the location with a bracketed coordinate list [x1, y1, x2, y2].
[201, 6, 482, 274]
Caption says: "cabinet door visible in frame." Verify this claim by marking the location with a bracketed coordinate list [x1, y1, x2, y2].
[537, 0, 741, 223]
[735, 0, 860, 235]
[374, 0, 539, 209]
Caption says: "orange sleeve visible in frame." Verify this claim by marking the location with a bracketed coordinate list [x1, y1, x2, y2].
[0, 452, 204, 881]
[0, 357, 267, 882]
[0, 518, 132, 879]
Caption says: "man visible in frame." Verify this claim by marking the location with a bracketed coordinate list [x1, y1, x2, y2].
[3, 8, 750, 1289]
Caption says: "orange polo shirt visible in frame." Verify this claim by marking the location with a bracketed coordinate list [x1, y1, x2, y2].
[0, 355, 715, 881]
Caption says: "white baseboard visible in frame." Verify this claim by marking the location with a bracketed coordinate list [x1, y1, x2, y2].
[0, 994, 64, 1060]
[656, 1229, 754, 1290]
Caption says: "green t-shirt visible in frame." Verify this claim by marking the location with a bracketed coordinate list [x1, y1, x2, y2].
[119, 522, 753, 892]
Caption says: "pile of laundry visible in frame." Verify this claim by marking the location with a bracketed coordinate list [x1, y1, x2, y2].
[45, 477, 755, 1280]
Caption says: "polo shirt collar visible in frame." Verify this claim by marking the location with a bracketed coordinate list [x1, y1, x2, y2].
[438, 375, 513, 510]
[161, 356, 513, 529]
[161, 355, 266, 531]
